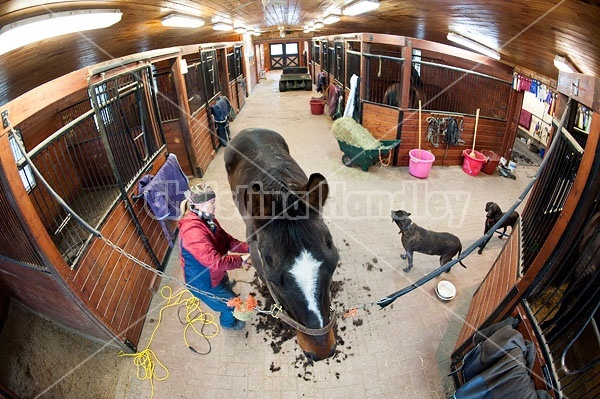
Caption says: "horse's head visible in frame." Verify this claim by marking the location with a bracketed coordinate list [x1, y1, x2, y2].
[244, 173, 339, 361]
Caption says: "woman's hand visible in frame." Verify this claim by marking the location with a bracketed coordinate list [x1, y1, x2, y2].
[241, 254, 252, 269]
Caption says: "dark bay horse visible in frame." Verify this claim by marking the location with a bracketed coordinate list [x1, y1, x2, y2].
[383, 66, 427, 109]
[224, 128, 339, 361]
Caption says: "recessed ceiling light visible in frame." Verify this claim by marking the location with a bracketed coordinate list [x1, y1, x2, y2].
[162, 14, 205, 28]
[343, 0, 379, 16]
[553, 55, 576, 73]
[0, 9, 123, 56]
[323, 15, 341, 24]
[213, 22, 233, 31]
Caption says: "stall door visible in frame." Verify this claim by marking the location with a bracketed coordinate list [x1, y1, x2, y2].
[269, 42, 299, 70]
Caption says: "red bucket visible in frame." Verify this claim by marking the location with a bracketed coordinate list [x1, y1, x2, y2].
[481, 150, 500, 174]
[310, 99, 325, 115]
[462, 149, 486, 176]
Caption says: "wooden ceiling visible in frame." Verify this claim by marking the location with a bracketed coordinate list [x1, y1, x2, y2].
[0, 0, 598, 105]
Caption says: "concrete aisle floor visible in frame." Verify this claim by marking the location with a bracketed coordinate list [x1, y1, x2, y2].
[115, 71, 538, 399]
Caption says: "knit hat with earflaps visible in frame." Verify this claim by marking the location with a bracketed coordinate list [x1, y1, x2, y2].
[186, 183, 216, 206]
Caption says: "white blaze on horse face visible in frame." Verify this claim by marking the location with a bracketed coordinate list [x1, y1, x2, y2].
[289, 250, 324, 327]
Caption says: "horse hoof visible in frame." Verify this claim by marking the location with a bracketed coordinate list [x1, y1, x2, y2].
[477, 249, 483, 255]
[400, 254, 407, 259]
[403, 267, 411, 273]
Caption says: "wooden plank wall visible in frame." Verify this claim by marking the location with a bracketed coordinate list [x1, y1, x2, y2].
[228, 81, 239, 112]
[189, 107, 216, 176]
[0, 48, 227, 349]
[66, 154, 172, 349]
[0, 156, 114, 339]
[0, 72, 183, 350]
[19, 116, 187, 351]
[312, 64, 322, 86]
[362, 102, 508, 166]
[0, 257, 114, 340]
[18, 90, 91, 227]
[237, 78, 246, 111]
[248, 59, 258, 94]
[162, 120, 193, 176]
[452, 222, 521, 358]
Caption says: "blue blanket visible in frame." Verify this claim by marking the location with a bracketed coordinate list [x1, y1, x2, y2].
[211, 96, 233, 145]
[138, 153, 189, 246]
[211, 96, 230, 123]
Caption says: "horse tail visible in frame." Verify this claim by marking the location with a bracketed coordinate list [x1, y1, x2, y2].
[457, 246, 467, 268]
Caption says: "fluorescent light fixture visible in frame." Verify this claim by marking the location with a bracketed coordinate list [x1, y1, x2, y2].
[246, 28, 254, 35]
[253, 30, 261, 36]
[447, 32, 500, 60]
[314, 20, 324, 29]
[343, 0, 379, 16]
[234, 26, 246, 34]
[213, 22, 233, 31]
[554, 55, 575, 73]
[0, 9, 122, 56]
[323, 15, 341, 24]
[162, 14, 204, 28]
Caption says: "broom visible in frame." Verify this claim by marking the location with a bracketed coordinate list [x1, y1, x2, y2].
[469, 108, 480, 159]
[418, 100, 422, 158]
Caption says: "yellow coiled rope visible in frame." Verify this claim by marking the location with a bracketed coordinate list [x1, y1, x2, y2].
[118, 285, 219, 398]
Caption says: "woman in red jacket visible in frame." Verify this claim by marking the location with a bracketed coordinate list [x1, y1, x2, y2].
[178, 184, 250, 330]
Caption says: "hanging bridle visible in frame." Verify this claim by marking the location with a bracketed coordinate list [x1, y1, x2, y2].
[249, 240, 336, 336]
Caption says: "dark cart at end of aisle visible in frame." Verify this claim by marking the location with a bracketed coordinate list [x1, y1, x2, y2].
[279, 67, 312, 92]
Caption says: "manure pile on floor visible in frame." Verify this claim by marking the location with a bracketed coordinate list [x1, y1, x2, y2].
[248, 254, 389, 381]
[250, 273, 353, 381]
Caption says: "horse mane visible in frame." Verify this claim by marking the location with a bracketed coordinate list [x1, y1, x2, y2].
[260, 183, 324, 250]
[267, 213, 320, 250]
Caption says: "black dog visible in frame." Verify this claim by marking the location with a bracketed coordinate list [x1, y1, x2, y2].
[391, 210, 467, 273]
[477, 202, 519, 254]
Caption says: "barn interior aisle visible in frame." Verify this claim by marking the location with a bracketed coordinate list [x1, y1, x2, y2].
[0, 70, 539, 399]
[114, 70, 538, 399]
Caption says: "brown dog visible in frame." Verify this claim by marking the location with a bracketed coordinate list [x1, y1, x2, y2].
[477, 202, 519, 254]
[392, 209, 467, 273]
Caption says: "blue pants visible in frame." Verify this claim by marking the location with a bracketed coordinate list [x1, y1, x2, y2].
[184, 270, 236, 327]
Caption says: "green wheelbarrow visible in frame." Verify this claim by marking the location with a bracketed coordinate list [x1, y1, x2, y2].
[336, 139, 401, 171]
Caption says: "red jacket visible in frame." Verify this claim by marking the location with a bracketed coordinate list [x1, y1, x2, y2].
[178, 212, 249, 288]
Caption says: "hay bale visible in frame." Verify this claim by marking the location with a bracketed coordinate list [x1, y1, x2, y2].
[332, 117, 381, 150]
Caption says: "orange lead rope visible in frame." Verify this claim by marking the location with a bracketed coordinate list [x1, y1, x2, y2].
[342, 308, 358, 320]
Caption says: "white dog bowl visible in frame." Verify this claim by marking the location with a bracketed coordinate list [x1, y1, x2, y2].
[436, 280, 456, 301]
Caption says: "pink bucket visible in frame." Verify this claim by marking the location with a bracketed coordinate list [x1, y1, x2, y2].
[409, 149, 435, 178]
[462, 149, 486, 176]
